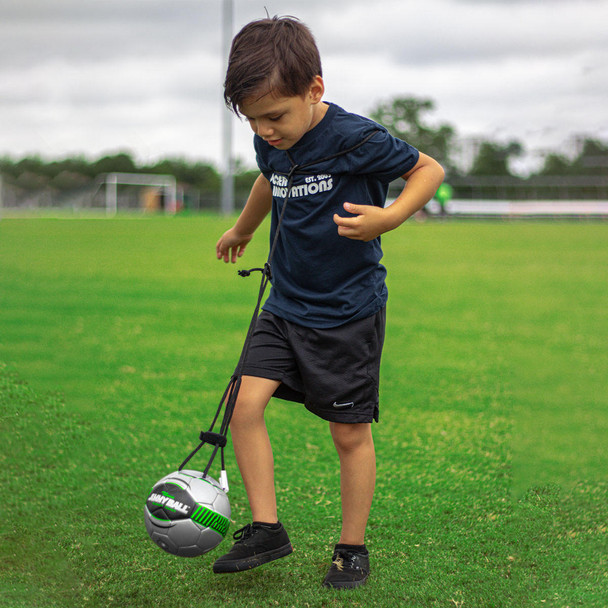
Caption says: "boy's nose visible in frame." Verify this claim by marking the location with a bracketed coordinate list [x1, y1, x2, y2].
[256, 120, 274, 138]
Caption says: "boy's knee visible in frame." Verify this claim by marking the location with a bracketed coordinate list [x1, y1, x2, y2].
[330, 422, 373, 454]
[229, 376, 278, 429]
[230, 393, 264, 429]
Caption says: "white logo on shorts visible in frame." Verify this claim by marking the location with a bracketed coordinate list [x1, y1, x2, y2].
[332, 401, 354, 409]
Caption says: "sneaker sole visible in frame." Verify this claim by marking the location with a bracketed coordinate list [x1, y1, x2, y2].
[322, 573, 369, 589]
[212, 542, 293, 573]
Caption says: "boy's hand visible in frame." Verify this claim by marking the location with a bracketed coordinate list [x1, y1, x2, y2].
[216, 227, 253, 263]
[333, 202, 391, 242]
[334, 154, 446, 241]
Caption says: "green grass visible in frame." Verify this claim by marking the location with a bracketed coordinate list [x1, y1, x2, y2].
[0, 217, 606, 607]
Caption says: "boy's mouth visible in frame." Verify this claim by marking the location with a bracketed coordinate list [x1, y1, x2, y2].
[266, 138, 283, 146]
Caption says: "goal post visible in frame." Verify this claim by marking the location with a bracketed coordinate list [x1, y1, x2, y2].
[103, 172, 178, 215]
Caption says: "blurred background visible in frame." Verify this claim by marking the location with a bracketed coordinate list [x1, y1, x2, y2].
[0, 0, 607, 214]
[1, 6, 606, 602]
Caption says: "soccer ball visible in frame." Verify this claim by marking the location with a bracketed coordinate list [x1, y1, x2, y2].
[144, 469, 231, 557]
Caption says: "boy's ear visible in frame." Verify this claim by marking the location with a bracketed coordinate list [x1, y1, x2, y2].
[308, 75, 325, 104]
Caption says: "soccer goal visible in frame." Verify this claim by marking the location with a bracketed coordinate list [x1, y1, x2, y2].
[100, 172, 178, 215]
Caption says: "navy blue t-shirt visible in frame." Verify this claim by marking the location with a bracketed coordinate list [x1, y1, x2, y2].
[255, 102, 419, 328]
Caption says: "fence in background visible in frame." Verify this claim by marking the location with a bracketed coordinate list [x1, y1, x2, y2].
[2, 173, 608, 218]
[424, 199, 608, 219]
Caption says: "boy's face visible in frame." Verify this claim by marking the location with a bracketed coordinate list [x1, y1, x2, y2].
[239, 76, 326, 151]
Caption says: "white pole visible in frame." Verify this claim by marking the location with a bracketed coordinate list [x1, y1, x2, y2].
[106, 173, 118, 216]
[220, 0, 234, 215]
[167, 176, 177, 214]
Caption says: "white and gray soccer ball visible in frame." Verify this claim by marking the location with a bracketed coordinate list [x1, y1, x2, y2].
[144, 469, 231, 557]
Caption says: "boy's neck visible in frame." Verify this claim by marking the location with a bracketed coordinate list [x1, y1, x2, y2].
[309, 101, 330, 133]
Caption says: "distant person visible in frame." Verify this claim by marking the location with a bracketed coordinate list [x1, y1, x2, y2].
[435, 182, 453, 217]
[214, 16, 444, 588]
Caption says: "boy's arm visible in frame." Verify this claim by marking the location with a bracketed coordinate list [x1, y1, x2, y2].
[333, 152, 445, 242]
[216, 173, 273, 263]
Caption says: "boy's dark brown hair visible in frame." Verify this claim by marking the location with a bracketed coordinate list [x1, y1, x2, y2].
[224, 16, 322, 116]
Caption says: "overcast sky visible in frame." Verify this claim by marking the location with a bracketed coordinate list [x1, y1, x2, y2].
[1, 0, 606, 173]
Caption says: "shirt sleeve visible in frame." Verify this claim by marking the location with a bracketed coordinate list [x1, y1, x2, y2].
[347, 127, 419, 184]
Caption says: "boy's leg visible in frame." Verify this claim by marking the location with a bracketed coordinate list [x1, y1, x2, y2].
[322, 421, 375, 588]
[214, 374, 294, 574]
[329, 422, 376, 545]
[230, 375, 281, 523]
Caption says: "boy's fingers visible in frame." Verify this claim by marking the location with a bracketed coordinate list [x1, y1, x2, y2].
[333, 213, 357, 227]
[228, 245, 243, 263]
[233, 244, 246, 262]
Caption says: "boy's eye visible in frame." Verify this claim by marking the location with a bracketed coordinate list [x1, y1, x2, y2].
[269, 114, 284, 122]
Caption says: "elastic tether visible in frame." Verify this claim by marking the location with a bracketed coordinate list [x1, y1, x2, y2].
[178, 131, 379, 478]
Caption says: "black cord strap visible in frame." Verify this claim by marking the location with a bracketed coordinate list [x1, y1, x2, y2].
[179, 131, 380, 480]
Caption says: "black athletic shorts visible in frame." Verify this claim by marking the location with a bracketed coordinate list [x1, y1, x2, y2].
[240, 307, 386, 423]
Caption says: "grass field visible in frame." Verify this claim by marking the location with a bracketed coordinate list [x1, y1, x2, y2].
[0, 216, 606, 607]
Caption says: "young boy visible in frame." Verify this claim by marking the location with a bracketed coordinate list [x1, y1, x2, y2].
[213, 16, 444, 588]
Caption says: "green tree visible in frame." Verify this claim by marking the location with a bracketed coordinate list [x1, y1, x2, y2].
[144, 158, 220, 192]
[572, 138, 608, 176]
[538, 153, 572, 176]
[92, 152, 137, 175]
[369, 96, 456, 171]
[537, 139, 608, 177]
[14, 156, 48, 177]
[0, 156, 19, 178]
[469, 140, 523, 176]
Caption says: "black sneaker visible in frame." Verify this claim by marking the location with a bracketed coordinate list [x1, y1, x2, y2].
[212, 522, 293, 573]
[322, 544, 370, 589]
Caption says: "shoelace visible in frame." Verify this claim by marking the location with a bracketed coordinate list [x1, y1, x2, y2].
[332, 551, 365, 572]
[232, 523, 253, 542]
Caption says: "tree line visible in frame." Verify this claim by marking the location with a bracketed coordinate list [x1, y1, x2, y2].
[1, 96, 606, 207]
[371, 97, 608, 200]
